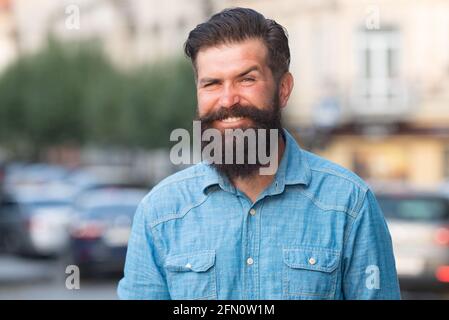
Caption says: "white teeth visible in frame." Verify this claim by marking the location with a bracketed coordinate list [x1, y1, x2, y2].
[222, 117, 243, 123]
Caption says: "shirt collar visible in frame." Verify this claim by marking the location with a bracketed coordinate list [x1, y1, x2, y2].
[200, 128, 311, 194]
[277, 128, 311, 187]
[200, 163, 235, 194]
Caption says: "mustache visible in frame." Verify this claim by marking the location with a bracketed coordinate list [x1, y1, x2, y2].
[197, 104, 278, 126]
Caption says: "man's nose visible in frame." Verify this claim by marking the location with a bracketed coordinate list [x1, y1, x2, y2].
[219, 83, 240, 108]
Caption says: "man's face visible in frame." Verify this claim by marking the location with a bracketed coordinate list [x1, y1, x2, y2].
[194, 38, 286, 179]
[195, 38, 279, 130]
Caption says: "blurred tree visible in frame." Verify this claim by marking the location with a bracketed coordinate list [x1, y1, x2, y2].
[0, 38, 197, 159]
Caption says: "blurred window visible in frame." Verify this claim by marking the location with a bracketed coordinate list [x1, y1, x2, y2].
[444, 146, 449, 178]
[0, 195, 19, 218]
[352, 25, 408, 115]
[378, 196, 449, 221]
[358, 26, 399, 83]
[0, 195, 17, 209]
[152, 23, 160, 36]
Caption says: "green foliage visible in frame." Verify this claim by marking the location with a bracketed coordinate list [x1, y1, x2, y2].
[0, 38, 197, 157]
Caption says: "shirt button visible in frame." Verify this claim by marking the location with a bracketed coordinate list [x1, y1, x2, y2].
[247, 257, 254, 265]
[249, 209, 256, 216]
[308, 257, 317, 265]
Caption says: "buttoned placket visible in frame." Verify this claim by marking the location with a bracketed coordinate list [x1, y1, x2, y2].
[238, 193, 261, 300]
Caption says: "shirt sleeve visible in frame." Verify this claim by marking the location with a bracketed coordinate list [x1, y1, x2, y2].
[117, 200, 170, 300]
[342, 189, 401, 300]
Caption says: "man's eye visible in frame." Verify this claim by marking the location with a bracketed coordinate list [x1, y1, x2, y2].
[241, 78, 255, 82]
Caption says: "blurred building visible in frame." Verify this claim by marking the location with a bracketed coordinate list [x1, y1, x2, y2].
[227, 0, 449, 188]
[0, 0, 17, 73]
[6, 0, 213, 68]
[1, 0, 448, 187]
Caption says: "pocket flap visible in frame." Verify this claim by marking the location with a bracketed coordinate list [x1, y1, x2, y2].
[165, 250, 215, 273]
[283, 247, 339, 273]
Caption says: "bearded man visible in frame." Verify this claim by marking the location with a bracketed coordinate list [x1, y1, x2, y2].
[118, 7, 400, 300]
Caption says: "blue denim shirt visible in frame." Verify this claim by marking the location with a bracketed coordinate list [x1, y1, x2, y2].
[117, 129, 400, 300]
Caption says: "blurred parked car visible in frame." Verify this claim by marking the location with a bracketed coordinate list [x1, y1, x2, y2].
[376, 189, 449, 291]
[0, 192, 21, 253]
[67, 188, 147, 277]
[0, 161, 7, 205]
[63, 165, 146, 191]
[0, 183, 76, 257]
[0, 161, 5, 188]
[4, 163, 70, 188]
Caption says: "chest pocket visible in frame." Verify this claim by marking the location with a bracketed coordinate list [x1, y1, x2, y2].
[164, 250, 217, 300]
[282, 247, 340, 299]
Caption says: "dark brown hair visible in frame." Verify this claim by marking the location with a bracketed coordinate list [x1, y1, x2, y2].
[184, 7, 290, 81]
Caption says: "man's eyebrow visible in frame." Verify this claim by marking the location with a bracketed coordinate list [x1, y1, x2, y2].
[237, 66, 261, 77]
[199, 66, 261, 85]
[199, 77, 220, 85]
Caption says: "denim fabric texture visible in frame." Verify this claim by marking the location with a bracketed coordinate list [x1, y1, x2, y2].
[117, 129, 401, 300]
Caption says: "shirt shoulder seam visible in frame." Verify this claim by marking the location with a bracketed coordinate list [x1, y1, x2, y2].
[297, 188, 359, 218]
[309, 167, 368, 192]
[149, 193, 210, 228]
[151, 172, 209, 194]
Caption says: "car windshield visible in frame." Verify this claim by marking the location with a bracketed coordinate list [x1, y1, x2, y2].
[85, 205, 137, 219]
[377, 196, 449, 221]
[24, 200, 71, 210]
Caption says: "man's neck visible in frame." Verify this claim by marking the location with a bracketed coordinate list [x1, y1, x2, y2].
[232, 135, 286, 203]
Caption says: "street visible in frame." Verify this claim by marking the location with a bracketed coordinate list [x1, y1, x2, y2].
[1, 253, 449, 300]
[0, 254, 118, 300]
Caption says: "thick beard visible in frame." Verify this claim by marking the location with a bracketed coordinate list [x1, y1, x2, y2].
[198, 93, 282, 180]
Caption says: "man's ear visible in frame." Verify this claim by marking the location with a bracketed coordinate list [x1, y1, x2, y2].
[278, 72, 294, 109]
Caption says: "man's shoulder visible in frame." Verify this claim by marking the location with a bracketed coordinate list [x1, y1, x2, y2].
[302, 149, 369, 192]
[298, 149, 371, 217]
[138, 163, 213, 226]
[151, 163, 212, 193]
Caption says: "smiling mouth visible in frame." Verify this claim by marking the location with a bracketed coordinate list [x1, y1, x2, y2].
[220, 116, 244, 123]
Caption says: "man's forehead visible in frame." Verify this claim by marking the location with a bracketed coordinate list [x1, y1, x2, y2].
[196, 39, 269, 78]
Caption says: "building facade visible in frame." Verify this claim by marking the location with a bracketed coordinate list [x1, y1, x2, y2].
[1, 0, 448, 187]
[228, 0, 449, 188]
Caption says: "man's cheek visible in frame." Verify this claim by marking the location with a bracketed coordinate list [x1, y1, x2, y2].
[197, 96, 216, 115]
